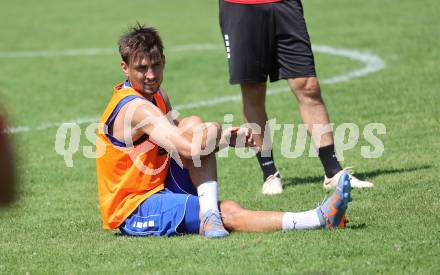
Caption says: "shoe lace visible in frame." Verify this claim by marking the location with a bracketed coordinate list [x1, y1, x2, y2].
[266, 171, 280, 181]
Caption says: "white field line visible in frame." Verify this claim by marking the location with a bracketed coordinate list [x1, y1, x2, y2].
[0, 44, 223, 58]
[313, 45, 385, 84]
[4, 44, 385, 134]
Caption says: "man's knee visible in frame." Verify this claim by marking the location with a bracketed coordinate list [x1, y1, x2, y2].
[178, 116, 204, 129]
[179, 116, 220, 142]
[289, 77, 322, 103]
[219, 200, 244, 230]
[178, 115, 212, 138]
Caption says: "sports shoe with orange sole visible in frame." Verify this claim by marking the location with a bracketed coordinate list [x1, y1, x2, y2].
[317, 172, 351, 229]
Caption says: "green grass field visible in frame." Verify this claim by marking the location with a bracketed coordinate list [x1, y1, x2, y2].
[1, 0, 439, 273]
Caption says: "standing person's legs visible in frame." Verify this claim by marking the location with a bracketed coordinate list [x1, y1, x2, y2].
[241, 83, 283, 195]
[274, 0, 373, 188]
[240, 83, 268, 150]
[288, 77, 342, 179]
[288, 77, 331, 147]
[288, 77, 374, 189]
[220, 1, 282, 194]
[272, 0, 346, 183]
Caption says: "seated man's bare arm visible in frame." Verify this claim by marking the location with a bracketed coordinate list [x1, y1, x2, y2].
[159, 89, 256, 151]
[115, 99, 220, 158]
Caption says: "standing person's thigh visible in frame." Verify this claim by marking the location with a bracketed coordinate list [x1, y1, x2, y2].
[219, 1, 273, 84]
[271, 0, 316, 82]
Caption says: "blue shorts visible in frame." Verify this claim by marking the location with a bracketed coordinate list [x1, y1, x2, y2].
[119, 159, 200, 237]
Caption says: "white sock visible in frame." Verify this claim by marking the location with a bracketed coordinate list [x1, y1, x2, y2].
[197, 181, 219, 215]
[282, 209, 322, 230]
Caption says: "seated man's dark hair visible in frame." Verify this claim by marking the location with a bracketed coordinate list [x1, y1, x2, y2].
[118, 23, 164, 65]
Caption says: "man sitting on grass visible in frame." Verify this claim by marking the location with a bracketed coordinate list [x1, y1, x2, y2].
[96, 24, 352, 238]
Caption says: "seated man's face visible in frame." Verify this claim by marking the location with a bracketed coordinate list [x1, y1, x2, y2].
[121, 54, 165, 100]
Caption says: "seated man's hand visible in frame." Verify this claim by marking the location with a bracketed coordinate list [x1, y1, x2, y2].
[222, 127, 256, 148]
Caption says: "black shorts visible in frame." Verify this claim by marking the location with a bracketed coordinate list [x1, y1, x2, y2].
[219, 0, 316, 84]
